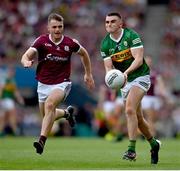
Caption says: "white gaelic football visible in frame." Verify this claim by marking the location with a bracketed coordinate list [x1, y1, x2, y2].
[105, 69, 125, 89]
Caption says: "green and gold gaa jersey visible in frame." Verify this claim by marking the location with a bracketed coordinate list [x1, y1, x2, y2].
[100, 28, 150, 82]
[1, 78, 16, 99]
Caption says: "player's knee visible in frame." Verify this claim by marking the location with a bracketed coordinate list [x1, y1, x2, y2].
[45, 101, 55, 112]
[125, 107, 136, 116]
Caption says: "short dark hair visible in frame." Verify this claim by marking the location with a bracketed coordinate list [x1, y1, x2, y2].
[48, 13, 64, 23]
[107, 12, 122, 19]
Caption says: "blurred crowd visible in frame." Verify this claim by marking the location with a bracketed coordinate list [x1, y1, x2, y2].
[159, 0, 180, 91]
[0, 0, 180, 139]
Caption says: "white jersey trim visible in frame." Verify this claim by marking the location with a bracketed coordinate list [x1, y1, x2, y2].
[76, 46, 82, 53]
[130, 45, 143, 50]
[103, 56, 111, 60]
[49, 34, 64, 45]
[30, 47, 37, 52]
[73, 39, 81, 53]
[110, 29, 124, 42]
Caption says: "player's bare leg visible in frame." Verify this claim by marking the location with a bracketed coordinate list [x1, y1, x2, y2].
[34, 89, 76, 154]
[34, 89, 64, 155]
[137, 104, 161, 164]
[144, 108, 157, 136]
[137, 104, 152, 139]
[123, 87, 145, 161]
[41, 89, 64, 136]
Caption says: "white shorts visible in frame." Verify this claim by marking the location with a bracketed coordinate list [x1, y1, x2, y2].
[0, 98, 15, 111]
[141, 95, 162, 110]
[37, 81, 72, 102]
[121, 75, 151, 100]
[103, 101, 115, 114]
[115, 97, 124, 106]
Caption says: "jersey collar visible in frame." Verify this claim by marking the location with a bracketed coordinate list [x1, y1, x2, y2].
[49, 34, 64, 45]
[110, 28, 124, 43]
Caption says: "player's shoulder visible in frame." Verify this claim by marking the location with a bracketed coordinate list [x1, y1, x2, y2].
[124, 28, 139, 36]
[63, 35, 81, 48]
[124, 27, 136, 33]
[63, 35, 74, 42]
[34, 34, 49, 43]
[39, 34, 49, 40]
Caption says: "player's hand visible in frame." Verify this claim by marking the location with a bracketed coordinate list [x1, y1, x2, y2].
[122, 72, 128, 88]
[23, 60, 34, 68]
[84, 74, 95, 90]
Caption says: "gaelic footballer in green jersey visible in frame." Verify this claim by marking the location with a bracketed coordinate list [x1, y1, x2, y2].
[101, 28, 150, 82]
[101, 12, 161, 164]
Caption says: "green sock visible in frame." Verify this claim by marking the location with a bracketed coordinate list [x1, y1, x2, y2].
[148, 137, 157, 149]
[128, 140, 136, 152]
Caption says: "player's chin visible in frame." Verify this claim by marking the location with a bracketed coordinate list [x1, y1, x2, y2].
[54, 33, 61, 38]
[106, 28, 115, 33]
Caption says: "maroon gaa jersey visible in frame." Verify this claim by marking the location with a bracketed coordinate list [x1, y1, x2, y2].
[31, 34, 80, 84]
[147, 69, 159, 96]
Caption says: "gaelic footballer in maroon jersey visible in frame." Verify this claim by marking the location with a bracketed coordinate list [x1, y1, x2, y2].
[31, 34, 80, 84]
[21, 13, 95, 155]
[147, 70, 159, 96]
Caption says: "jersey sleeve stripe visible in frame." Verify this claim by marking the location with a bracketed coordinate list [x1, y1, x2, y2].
[76, 46, 81, 53]
[30, 47, 38, 52]
[130, 45, 143, 50]
[103, 56, 111, 60]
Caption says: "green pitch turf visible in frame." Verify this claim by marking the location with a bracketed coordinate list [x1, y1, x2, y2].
[0, 137, 180, 170]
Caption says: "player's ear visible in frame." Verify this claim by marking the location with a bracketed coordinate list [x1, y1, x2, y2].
[119, 19, 123, 28]
[119, 21, 123, 28]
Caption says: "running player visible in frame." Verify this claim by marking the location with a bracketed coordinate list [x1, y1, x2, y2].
[21, 13, 95, 154]
[100, 12, 161, 164]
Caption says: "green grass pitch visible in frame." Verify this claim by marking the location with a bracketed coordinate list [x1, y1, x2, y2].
[0, 137, 180, 170]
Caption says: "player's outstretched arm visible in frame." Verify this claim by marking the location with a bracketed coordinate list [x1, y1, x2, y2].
[77, 46, 95, 90]
[21, 48, 36, 68]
